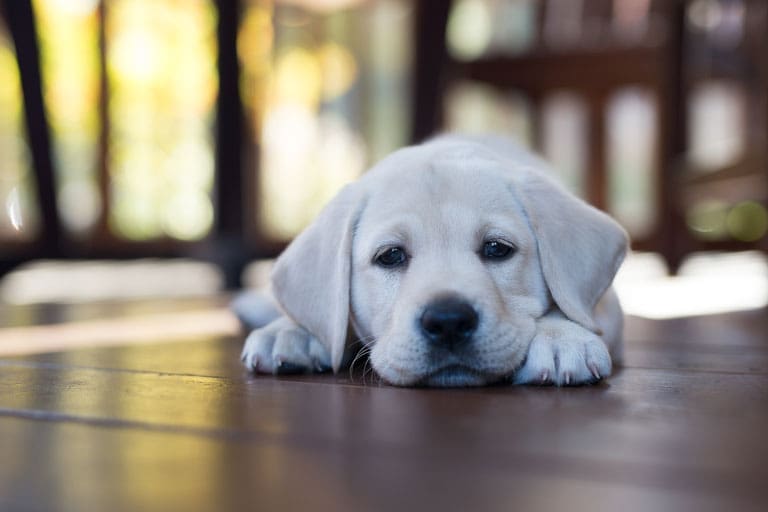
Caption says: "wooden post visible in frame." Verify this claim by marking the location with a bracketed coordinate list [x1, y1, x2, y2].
[410, 0, 452, 144]
[1, 0, 60, 255]
[95, 1, 111, 242]
[213, 0, 247, 289]
[657, 0, 688, 273]
[587, 92, 607, 211]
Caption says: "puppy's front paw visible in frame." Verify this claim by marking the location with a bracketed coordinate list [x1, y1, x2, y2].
[513, 328, 612, 386]
[240, 317, 331, 374]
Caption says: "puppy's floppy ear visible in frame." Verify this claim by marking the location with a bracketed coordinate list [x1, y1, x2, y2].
[513, 170, 628, 332]
[270, 184, 367, 372]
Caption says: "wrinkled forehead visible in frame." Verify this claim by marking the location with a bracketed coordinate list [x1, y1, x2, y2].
[357, 156, 531, 245]
[366, 166, 508, 212]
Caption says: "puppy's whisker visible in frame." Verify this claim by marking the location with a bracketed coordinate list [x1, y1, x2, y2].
[358, 335, 378, 347]
[349, 343, 374, 382]
[349, 350, 368, 375]
[348, 338, 365, 349]
[362, 355, 378, 386]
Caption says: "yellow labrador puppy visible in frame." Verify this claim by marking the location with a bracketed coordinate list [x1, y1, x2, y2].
[237, 135, 628, 387]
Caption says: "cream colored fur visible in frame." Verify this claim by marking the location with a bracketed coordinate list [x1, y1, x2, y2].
[240, 135, 628, 387]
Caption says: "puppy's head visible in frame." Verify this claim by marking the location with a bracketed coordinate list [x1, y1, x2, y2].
[271, 138, 627, 386]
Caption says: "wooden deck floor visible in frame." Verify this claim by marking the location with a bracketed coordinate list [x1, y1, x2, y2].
[0, 303, 767, 512]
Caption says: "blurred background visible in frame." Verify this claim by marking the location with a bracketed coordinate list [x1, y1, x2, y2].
[0, 0, 766, 328]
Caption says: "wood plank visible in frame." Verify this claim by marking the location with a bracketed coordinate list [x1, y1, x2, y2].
[625, 310, 768, 348]
[6, 310, 768, 378]
[1, 369, 766, 511]
[0, 309, 239, 356]
[623, 311, 768, 374]
[0, 361, 766, 479]
[2, 337, 247, 378]
[2, 416, 759, 512]
[1, 306, 767, 510]
[624, 344, 768, 374]
[457, 47, 662, 94]
[0, 296, 231, 328]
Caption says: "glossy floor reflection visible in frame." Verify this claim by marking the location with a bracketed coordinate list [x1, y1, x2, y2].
[1, 303, 767, 512]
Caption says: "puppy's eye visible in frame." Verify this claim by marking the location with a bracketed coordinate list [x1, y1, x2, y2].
[374, 246, 408, 268]
[482, 239, 516, 260]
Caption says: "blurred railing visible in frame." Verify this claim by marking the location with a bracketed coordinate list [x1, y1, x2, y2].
[0, 0, 414, 287]
[412, 0, 767, 272]
[1, 0, 766, 284]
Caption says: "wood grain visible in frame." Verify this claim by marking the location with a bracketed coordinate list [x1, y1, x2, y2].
[0, 305, 767, 511]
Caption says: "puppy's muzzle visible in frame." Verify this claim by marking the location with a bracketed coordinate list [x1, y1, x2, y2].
[420, 296, 479, 349]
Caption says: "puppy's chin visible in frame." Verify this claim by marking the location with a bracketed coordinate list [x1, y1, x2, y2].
[419, 366, 500, 387]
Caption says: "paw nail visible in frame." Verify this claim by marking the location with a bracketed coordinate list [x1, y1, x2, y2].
[540, 370, 549, 383]
[563, 373, 571, 385]
[589, 364, 601, 380]
[276, 362, 305, 375]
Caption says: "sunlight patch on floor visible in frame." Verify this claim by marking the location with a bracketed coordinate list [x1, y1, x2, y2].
[0, 309, 240, 356]
[0, 259, 223, 305]
[615, 251, 768, 319]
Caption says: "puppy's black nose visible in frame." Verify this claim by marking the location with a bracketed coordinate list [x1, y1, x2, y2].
[420, 297, 479, 348]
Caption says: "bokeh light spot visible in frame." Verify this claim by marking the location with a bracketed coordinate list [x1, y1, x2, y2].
[726, 201, 768, 242]
[317, 42, 358, 101]
[687, 200, 729, 240]
[163, 192, 214, 241]
[273, 48, 323, 107]
[447, 0, 492, 61]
